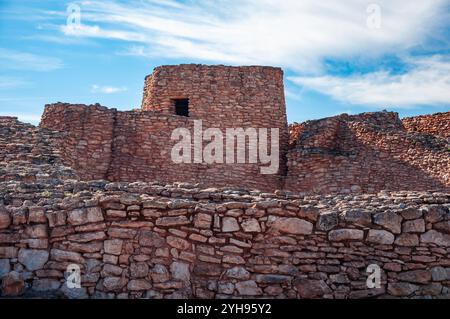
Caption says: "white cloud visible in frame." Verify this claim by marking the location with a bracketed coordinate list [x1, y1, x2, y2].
[0, 76, 29, 89]
[289, 55, 450, 107]
[62, 24, 147, 42]
[0, 48, 63, 71]
[56, 0, 448, 72]
[91, 84, 127, 94]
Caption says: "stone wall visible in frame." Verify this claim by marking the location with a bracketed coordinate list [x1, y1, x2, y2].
[1, 181, 450, 299]
[142, 64, 289, 176]
[38, 64, 449, 195]
[40, 104, 450, 196]
[285, 112, 450, 195]
[0, 116, 77, 183]
[40, 103, 284, 191]
[39, 103, 115, 181]
[403, 112, 450, 138]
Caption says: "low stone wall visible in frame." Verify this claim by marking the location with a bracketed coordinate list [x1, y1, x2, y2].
[0, 116, 78, 183]
[403, 112, 450, 138]
[286, 112, 450, 194]
[1, 181, 449, 299]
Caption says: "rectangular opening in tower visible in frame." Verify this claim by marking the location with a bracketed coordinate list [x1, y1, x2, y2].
[174, 99, 189, 117]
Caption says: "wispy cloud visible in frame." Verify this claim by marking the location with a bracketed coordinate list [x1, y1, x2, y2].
[55, 0, 448, 72]
[91, 84, 127, 94]
[0, 48, 63, 71]
[0, 76, 30, 89]
[289, 55, 450, 108]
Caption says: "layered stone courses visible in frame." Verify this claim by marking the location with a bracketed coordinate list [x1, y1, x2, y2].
[1, 63, 450, 299]
[37, 64, 449, 194]
[0, 181, 449, 298]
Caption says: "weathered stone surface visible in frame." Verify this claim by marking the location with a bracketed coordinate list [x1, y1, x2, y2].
[1, 271, 24, 296]
[18, 249, 49, 271]
[218, 282, 234, 295]
[431, 267, 448, 281]
[138, 230, 165, 247]
[0, 209, 11, 229]
[295, 279, 331, 298]
[400, 207, 422, 220]
[103, 276, 127, 291]
[421, 230, 450, 247]
[102, 264, 123, 277]
[50, 249, 84, 263]
[241, 219, 261, 232]
[28, 207, 46, 223]
[387, 282, 419, 296]
[32, 279, 61, 291]
[403, 219, 425, 233]
[67, 231, 106, 243]
[170, 262, 190, 284]
[104, 239, 123, 256]
[156, 216, 190, 227]
[0, 247, 18, 259]
[329, 229, 364, 241]
[47, 211, 66, 227]
[60, 284, 89, 299]
[67, 209, 88, 226]
[423, 205, 447, 223]
[151, 264, 170, 283]
[167, 236, 190, 250]
[255, 274, 291, 284]
[366, 229, 395, 245]
[127, 279, 151, 291]
[223, 255, 245, 264]
[348, 288, 386, 299]
[225, 267, 250, 280]
[271, 217, 313, 235]
[68, 241, 102, 253]
[235, 280, 262, 296]
[194, 213, 212, 229]
[130, 262, 149, 278]
[373, 211, 402, 234]
[317, 212, 338, 231]
[222, 217, 240, 232]
[25, 224, 48, 238]
[87, 206, 104, 223]
[0, 259, 10, 278]
[106, 210, 127, 218]
[434, 221, 450, 234]
[398, 270, 432, 284]
[395, 234, 419, 247]
[342, 210, 372, 226]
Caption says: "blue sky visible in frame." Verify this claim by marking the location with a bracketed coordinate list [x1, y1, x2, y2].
[0, 0, 449, 125]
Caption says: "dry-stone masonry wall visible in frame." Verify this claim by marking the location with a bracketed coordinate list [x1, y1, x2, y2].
[1, 181, 450, 299]
[403, 112, 450, 138]
[0, 116, 78, 183]
[40, 103, 283, 191]
[286, 112, 450, 194]
[38, 64, 449, 195]
[1, 64, 450, 299]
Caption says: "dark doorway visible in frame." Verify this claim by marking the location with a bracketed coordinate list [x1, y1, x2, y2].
[174, 99, 189, 117]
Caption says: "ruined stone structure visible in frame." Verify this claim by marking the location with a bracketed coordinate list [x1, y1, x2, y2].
[286, 112, 449, 194]
[38, 64, 449, 194]
[40, 65, 288, 192]
[402, 112, 450, 138]
[1, 64, 450, 299]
